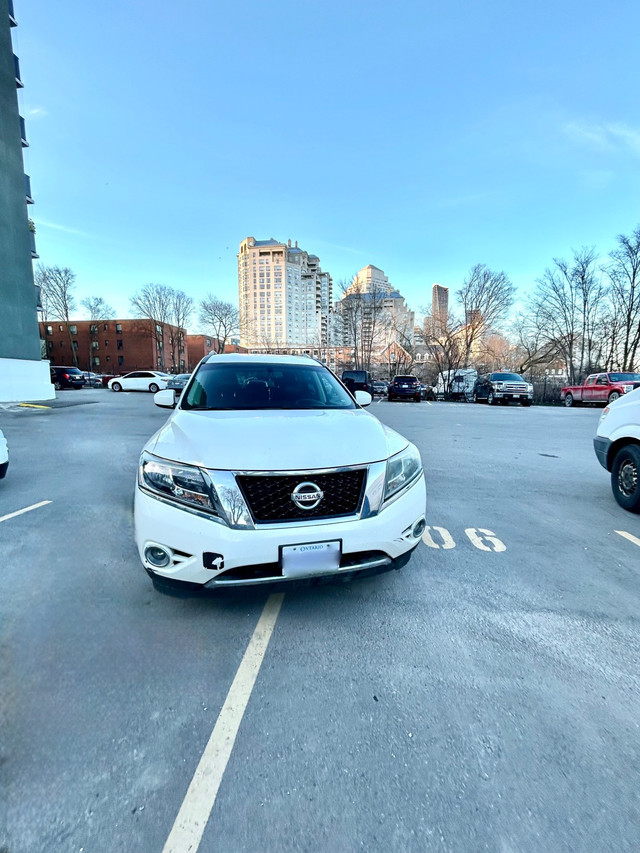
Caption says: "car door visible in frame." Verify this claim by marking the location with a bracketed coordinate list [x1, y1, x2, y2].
[122, 371, 143, 390]
[592, 374, 609, 403]
[580, 374, 597, 403]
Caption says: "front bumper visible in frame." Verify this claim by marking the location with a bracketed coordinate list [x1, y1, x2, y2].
[492, 391, 533, 401]
[593, 436, 611, 470]
[134, 473, 426, 589]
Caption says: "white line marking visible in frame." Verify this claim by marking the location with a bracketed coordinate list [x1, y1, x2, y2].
[615, 530, 640, 548]
[465, 528, 506, 552]
[0, 500, 51, 524]
[162, 593, 284, 853]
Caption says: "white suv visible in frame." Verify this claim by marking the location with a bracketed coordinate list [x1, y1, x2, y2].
[594, 387, 640, 512]
[134, 355, 426, 593]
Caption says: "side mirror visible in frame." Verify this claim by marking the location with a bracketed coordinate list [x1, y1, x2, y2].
[154, 389, 176, 409]
[355, 390, 372, 407]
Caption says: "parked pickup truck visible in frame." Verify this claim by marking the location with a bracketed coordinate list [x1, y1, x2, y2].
[561, 372, 640, 407]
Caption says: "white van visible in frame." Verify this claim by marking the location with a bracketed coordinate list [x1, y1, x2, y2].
[594, 387, 640, 512]
[434, 369, 477, 401]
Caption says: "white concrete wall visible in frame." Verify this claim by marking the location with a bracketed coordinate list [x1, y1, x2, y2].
[0, 358, 55, 402]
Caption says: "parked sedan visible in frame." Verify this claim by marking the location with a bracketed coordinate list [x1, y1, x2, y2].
[166, 373, 191, 393]
[372, 381, 388, 396]
[82, 371, 103, 388]
[108, 371, 170, 393]
[473, 372, 533, 406]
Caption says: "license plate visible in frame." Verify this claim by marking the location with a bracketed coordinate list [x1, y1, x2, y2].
[512, 393, 519, 398]
[281, 540, 341, 578]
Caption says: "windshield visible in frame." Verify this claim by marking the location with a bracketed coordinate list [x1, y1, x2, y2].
[609, 373, 640, 382]
[182, 363, 357, 411]
[491, 373, 525, 381]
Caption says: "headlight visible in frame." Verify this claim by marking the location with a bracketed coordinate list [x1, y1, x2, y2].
[527, 384, 534, 392]
[384, 445, 422, 502]
[138, 452, 220, 515]
[599, 406, 610, 422]
[495, 382, 503, 389]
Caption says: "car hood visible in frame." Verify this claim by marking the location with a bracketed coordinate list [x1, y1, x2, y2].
[146, 408, 409, 471]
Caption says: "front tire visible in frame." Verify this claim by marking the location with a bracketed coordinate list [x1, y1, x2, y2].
[487, 391, 495, 405]
[564, 393, 574, 407]
[611, 444, 640, 512]
[111, 382, 122, 392]
[149, 383, 159, 393]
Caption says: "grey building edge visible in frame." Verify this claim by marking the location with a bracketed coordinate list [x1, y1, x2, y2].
[0, 0, 54, 400]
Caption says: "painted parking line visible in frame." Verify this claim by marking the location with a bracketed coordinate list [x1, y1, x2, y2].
[615, 530, 640, 548]
[162, 593, 284, 853]
[0, 500, 52, 524]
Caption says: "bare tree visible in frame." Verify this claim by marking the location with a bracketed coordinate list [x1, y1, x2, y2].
[199, 295, 240, 353]
[530, 248, 606, 383]
[168, 290, 193, 371]
[81, 296, 115, 373]
[456, 264, 516, 366]
[35, 265, 79, 366]
[603, 225, 640, 370]
[421, 311, 466, 394]
[130, 284, 174, 370]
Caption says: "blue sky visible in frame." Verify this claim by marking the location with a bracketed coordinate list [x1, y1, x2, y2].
[15, 0, 640, 325]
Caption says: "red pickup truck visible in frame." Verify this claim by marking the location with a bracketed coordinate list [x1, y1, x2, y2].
[561, 372, 640, 407]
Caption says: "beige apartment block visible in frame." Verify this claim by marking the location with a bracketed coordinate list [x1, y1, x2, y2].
[335, 265, 415, 352]
[237, 237, 333, 350]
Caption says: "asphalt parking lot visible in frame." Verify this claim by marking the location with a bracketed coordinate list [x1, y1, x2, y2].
[1, 390, 639, 853]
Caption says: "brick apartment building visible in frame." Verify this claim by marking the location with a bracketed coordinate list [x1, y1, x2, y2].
[186, 335, 247, 370]
[39, 318, 187, 373]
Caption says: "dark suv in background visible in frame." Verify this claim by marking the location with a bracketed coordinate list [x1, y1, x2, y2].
[341, 370, 374, 396]
[50, 366, 86, 390]
[388, 375, 421, 402]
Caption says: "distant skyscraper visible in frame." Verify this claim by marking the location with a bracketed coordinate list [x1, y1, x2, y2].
[432, 284, 449, 330]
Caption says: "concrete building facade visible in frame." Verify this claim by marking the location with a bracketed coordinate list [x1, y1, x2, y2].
[238, 237, 333, 350]
[0, 0, 53, 400]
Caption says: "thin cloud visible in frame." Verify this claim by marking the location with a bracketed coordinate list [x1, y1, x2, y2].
[35, 219, 91, 237]
[564, 120, 640, 157]
[26, 106, 48, 117]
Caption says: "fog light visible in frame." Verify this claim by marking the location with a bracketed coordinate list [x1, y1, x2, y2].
[144, 544, 171, 568]
[413, 519, 426, 538]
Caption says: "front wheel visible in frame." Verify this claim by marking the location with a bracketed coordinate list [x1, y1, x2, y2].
[473, 392, 479, 404]
[149, 383, 159, 393]
[564, 393, 574, 407]
[111, 382, 122, 392]
[611, 444, 640, 512]
[487, 392, 495, 405]
[608, 391, 621, 404]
